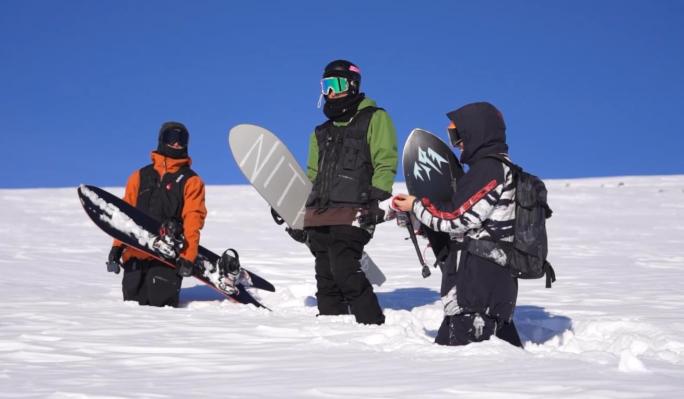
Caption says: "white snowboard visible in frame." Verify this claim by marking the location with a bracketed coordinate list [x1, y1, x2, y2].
[229, 124, 386, 286]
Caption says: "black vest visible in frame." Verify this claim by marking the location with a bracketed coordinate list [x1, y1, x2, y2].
[306, 106, 379, 209]
[136, 164, 196, 222]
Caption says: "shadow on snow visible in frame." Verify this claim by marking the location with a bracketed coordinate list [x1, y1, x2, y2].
[513, 305, 573, 345]
[377, 287, 441, 311]
[180, 285, 227, 304]
[302, 287, 440, 311]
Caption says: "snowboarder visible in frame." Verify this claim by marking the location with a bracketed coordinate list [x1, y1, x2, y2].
[393, 102, 523, 346]
[105, 121, 207, 307]
[296, 59, 398, 325]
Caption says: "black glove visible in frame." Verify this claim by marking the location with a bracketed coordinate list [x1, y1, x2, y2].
[106, 246, 124, 274]
[176, 257, 194, 277]
[357, 201, 386, 227]
[286, 227, 308, 244]
[369, 187, 392, 201]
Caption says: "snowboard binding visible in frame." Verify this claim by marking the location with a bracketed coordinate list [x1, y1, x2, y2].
[217, 248, 242, 293]
[153, 218, 186, 259]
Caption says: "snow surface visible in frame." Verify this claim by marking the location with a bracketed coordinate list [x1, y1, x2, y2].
[1, 176, 684, 398]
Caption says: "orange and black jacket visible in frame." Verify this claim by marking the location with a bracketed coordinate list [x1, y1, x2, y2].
[113, 151, 207, 263]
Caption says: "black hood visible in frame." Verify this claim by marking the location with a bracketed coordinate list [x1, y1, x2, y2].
[446, 102, 508, 165]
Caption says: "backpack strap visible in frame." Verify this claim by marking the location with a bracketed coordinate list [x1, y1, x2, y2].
[486, 154, 552, 216]
[484, 153, 522, 174]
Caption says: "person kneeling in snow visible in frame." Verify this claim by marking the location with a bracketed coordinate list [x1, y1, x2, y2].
[105, 122, 207, 307]
[393, 102, 522, 347]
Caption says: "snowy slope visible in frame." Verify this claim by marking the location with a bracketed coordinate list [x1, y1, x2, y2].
[1, 176, 683, 398]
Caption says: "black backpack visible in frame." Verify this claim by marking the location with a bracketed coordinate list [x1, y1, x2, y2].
[468, 155, 556, 288]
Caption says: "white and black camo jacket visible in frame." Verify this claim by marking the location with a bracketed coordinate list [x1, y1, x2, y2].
[412, 154, 516, 244]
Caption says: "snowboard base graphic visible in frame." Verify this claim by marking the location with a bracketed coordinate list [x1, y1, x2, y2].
[402, 128, 464, 261]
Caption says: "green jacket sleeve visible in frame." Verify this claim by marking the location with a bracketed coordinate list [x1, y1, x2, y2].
[367, 110, 398, 195]
[306, 131, 319, 182]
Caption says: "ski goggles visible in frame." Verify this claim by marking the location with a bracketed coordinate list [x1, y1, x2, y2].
[160, 127, 189, 147]
[321, 76, 350, 96]
[447, 121, 462, 147]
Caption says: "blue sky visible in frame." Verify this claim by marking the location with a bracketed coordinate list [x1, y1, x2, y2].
[2, 0, 682, 188]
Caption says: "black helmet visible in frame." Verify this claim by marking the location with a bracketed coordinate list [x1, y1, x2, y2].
[323, 59, 361, 95]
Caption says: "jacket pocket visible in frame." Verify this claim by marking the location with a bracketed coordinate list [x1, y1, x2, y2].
[341, 138, 364, 170]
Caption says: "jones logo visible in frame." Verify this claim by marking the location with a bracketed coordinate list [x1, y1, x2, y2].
[413, 147, 448, 182]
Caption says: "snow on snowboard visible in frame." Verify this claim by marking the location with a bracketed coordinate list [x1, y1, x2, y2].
[77, 184, 274, 309]
[228, 123, 386, 286]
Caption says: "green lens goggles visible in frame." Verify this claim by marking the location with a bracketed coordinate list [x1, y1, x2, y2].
[321, 77, 350, 95]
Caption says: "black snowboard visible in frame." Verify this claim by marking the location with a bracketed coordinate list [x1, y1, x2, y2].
[403, 128, 463, 201]
[402, 128, 464, 259]
[77, 184, 274, 309]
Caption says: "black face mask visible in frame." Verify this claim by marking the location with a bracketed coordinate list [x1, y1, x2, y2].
[323, 92, 365, 122]
[157, 144, 188, 159]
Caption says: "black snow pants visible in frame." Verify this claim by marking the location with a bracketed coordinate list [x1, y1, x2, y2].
[121, 258, 182, 307]
[307, 225, 385, 325]
[435, 245, 521, 347]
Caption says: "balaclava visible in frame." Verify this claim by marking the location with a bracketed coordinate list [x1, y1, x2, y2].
[157, 121, 189, 159]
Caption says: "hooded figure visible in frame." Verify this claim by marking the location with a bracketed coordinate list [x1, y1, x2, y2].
[393, 102, 522, 347]
[447, 102, 508, 165]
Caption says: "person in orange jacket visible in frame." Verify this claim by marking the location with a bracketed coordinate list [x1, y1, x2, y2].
[106, 121, 207, 307]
